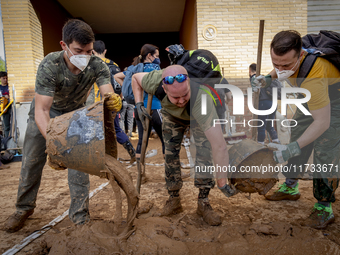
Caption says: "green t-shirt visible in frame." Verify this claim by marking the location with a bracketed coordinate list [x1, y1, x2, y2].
[141, 70, 218, 132]
[35, 51, 111, 112]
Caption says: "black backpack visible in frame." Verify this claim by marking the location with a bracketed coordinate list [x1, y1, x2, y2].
[297, 30, 340, 88]
[155, 49, 227, 115]
[106, 62, 122, 95]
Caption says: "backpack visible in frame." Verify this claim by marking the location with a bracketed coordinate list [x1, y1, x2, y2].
[122, 63, 144, 105]
[106, 61, 122, 95]
[297, 30, 340, 89]
[155, 49, 227, 115]
[176, 49, 222, 83]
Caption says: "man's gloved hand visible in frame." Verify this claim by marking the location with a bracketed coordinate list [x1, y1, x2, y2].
[251, 74, 272, 90]
[218, 183, 238, 197]
[267, 141, 301, 164]
[136, 102, 152, 131]
[104, 92, 122, 112]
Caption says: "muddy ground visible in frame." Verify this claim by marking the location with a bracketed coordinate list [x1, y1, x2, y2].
[1, 136, 340, 255]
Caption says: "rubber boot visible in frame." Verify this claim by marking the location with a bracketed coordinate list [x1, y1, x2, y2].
[161, 196, 183, 216]
[122, 140, 136, 164]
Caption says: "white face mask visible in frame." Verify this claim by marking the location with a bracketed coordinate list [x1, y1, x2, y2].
[65, 44, 91, 71]
[275, 57, 300, 81]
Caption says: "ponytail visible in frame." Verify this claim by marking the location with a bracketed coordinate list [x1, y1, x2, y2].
[132, 44, 159, 66]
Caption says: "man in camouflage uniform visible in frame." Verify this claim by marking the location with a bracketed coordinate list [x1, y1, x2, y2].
[4, 19, 121, 233]
[132, 65, 236, 226]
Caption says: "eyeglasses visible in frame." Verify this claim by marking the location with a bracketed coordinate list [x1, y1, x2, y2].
[162, 74, 188, 85]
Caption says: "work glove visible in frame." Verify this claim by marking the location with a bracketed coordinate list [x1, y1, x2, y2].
[251, 74, 272, 90]
[267, 141, 301, 164]
[104, 92, 122, 112]
[136, 102, 152, 131]
[218, 183, 238, 197]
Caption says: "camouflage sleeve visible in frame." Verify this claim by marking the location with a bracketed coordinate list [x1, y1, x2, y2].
[95, 61, 111, 87]
[35, 57, 57, 97]
[141, 69, 163, 94]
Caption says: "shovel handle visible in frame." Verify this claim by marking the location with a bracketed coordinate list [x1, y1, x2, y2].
[136, 94, 153, 194]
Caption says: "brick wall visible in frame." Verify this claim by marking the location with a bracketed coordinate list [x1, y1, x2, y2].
[197, 0, 308, 82]
[197, 0, 307, 137]
[1, 0, 44, 103]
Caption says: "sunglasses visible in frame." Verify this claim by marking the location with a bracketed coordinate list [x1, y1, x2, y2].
[162, 74, 188, 85]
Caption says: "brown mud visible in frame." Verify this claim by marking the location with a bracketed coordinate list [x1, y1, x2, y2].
[1, 138, 340, 254]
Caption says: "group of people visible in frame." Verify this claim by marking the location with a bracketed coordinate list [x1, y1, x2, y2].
[2, 18, 339, 234]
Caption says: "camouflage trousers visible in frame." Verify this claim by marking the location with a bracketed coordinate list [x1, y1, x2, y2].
[16, 98, 90, 224]
[284, 98, 340, 202]
[162, 110, 215, 196]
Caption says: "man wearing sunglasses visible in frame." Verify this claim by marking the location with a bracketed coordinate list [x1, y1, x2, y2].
[132, 65, 236, 226]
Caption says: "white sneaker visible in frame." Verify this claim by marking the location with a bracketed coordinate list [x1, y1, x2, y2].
[272, 139, 281, 144]
[258, 141, 265, 145]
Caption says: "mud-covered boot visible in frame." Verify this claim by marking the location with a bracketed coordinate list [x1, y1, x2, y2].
[3, 209, 34, 233]
[122, 140, 136, 164]
[161, 196, 183, 216]
[301, 203, 335, 229]
[197, 198, 222, 226]
[265, 183, 300, 201]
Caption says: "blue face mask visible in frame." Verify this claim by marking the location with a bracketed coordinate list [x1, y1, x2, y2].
[152, 57, 161, 65]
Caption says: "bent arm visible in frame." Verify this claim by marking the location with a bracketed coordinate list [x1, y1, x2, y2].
[204, 125, 229, 187]
[296, 103, 330, 149]
[268, 69, 277, 79]
[98, 83, 114, 96]
[114, 72, 125, 86]
[35, 93, 53, 139]
[132, 73, 148, 103]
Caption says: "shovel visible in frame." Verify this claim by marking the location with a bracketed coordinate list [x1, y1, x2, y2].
[136, 94, 153, 194]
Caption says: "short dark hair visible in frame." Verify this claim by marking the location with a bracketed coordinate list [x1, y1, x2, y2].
[249, 63, 256, 72]
[93, 40, 106, 54]
[62, 19, 95, 46]
[0, 71, 7, 78]
[270, 30, 302, 57]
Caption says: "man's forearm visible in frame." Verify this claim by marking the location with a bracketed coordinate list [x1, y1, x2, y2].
[212, 146, 229, 182]
[297, 120, 329, 149]
[297, 104, 331, 149]
[35, 110, 50, 139]
[204, 126, 229, 187]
